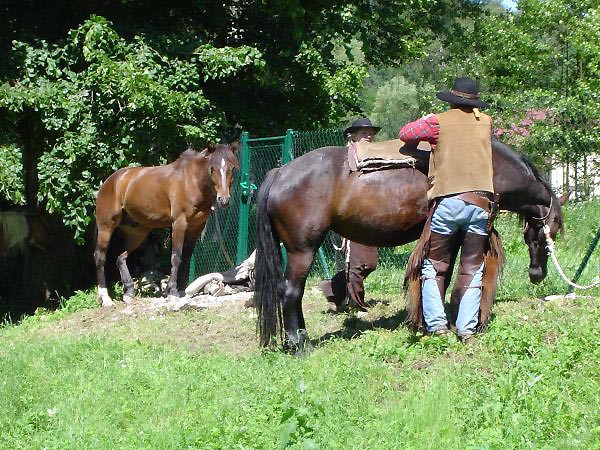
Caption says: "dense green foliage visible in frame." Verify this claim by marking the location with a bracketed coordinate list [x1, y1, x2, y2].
[0, 0, 475, 239]
[362, 0, 599, 184]
[1, 17, 227, 235]
[0, 144, 24, 205]
[0, 201, 598, 448]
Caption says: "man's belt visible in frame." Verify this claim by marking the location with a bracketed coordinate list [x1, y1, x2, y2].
[454, 191, 493, 212]
[452, 191, 500, 234]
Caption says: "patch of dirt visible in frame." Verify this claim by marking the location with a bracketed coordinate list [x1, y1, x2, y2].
[32, 288, 407, 357]
[32, 293, 256, 354]
[412, 360, 431, 371]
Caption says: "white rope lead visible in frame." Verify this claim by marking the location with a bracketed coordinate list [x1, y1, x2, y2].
[543, 225, 600, 290]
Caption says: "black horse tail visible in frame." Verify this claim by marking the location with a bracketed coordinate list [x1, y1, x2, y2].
[254, 168, 284, 347]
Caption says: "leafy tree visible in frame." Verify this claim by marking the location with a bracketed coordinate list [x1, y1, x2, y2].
[366, 74, 436, 139]
[373, 0, 598, 176]
[0, 1, 477, 237]
[0, 144, 24, 205]
[476, 0, 599, 181]
[0, 16, 255, 239]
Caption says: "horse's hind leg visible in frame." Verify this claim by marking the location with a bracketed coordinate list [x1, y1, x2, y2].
[95, 218, 120, 307]
[166, 217, 188, 299]
[116, 225, 151, 303]
[281, 250, 315, 353]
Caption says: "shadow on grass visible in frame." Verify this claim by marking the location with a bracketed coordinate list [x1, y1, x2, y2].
[312, 306, 409, 347]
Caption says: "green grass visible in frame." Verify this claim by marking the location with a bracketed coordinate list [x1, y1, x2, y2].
[0, 200, 598, 449]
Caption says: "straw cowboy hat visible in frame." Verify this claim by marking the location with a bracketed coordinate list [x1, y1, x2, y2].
[343, 118, 382, 137]
[436, 77, 490, 109]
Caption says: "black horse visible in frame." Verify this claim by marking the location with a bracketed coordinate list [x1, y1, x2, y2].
[254, 141, 564, 349]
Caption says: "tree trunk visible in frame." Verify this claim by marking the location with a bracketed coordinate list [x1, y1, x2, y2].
[17, 111, 45, 208]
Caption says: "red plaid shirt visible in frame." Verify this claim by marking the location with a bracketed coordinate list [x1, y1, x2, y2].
[398, 114, 439, 149]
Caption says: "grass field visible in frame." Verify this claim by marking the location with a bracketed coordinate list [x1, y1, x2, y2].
[0, 200, 598, 449]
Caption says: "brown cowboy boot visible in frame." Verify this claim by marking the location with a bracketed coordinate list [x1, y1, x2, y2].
[319, 271, 348, 311]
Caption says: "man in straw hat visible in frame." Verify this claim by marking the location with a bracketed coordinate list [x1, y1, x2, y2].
[399, 77, 500, 343]
[319, 117, 382, 311]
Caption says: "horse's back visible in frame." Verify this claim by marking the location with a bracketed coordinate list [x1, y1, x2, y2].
[266, 145, 429, 246]
[96, 164, 174, 225]
[268, 146, 345, 209]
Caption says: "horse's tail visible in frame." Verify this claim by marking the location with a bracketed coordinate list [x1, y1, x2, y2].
[254, 168, 284, 347]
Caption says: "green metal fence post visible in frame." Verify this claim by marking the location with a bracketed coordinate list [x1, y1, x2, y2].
[282, 129, 294, 164]
[567, 227, 600, 294]
[236, 131, 251, 264]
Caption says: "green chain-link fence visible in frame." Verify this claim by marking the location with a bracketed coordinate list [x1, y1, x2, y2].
[189, 128, 413, 282]
[189, 131, 289, 280]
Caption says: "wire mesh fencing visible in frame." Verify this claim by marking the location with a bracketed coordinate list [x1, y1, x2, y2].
[189, 127, 422, 282]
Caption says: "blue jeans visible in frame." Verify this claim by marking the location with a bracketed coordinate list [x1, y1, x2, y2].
[421, 197, 489, 336]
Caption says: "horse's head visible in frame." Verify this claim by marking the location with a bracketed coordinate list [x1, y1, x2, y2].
[205, 142, 240, 208]
[522, 192, 568, 283]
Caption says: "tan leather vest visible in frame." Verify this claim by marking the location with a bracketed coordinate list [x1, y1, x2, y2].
[428, 108, 494, 200]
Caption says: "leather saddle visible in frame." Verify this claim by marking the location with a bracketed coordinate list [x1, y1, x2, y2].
[349, 139, 431, 173]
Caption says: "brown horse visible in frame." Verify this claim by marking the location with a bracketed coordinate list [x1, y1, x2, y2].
[94, 143, 239, 307]
[254, 140, 564, 350]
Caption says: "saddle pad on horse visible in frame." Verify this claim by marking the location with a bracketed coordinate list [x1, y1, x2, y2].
[351, 139, 431, 173]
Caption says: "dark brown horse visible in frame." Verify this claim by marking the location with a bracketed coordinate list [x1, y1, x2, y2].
[254, 140, 564, 350]
[94, 143, 239, 307]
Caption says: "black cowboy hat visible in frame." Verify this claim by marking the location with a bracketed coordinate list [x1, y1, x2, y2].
[344, 118, 382, 136]
[436, 77, 490, 109]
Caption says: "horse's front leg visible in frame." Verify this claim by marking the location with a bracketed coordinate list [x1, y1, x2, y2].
[178, 228, 203, 293]
[166, 218, 187, 299]
[281, 250, 315, 354]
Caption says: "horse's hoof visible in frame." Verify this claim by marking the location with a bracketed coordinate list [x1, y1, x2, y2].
[166, 294, 181, 302]
[122, 293, 135, 304]
[97, 287, 114, 307]
[284, 329, 312, 356]
[100, 298, 114, 308]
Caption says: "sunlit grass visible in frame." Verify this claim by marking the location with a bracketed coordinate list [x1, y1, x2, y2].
[0, 200, 598, 449]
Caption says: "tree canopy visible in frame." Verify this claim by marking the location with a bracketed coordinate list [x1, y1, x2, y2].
[1, 0, 476, 239]
[1, 0, 597, 241]
[362, 0, 599, 181]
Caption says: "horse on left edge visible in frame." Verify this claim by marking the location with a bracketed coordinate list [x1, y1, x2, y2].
[0, 209, 49, 257]
[94, 143, 239, 307]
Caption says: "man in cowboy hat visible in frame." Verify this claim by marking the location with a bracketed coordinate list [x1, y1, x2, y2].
[343, 117, 382, 143]
[399, 77, 497, 343]
[319, 117, 382, 311]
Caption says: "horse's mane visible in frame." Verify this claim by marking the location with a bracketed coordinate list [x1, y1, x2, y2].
[179, 145, 239, 168]
[494, 140, 564, 233]
[180, 148, 198, 158]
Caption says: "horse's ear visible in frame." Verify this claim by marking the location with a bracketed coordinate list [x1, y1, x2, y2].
[229, 141, 240, 154]
[200, 144, 216, 157]
[558, 190, 571, 206]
